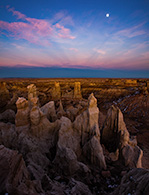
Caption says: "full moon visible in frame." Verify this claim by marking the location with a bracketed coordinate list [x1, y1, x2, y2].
[106, 13, 110, 17]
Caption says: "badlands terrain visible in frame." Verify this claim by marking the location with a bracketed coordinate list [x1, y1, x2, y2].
[0, 78, 149, 195]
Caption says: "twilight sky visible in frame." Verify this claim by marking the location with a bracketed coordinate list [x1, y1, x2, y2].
[0, 0, 149, 77]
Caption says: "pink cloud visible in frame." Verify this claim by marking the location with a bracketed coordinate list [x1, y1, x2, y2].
[55, 23, 76, 39]
[69, 48, 78, 52]
[7, 7, 26, 19]
[0, 7, 75, 46]
[0, 20, 52, 46]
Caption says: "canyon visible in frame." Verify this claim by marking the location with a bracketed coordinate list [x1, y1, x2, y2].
[0, 78, 148, 195]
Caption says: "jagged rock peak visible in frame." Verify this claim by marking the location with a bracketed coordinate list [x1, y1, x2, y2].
[16, 97, 29, 109]
[15, 97, 30, 127]
[88, 93, 97, 108]
[27, 84, 37, 99]
[59, 100, 64, 111]
[57, 100, 66, 119]
[88, 93, 100, 138]
[102, 105, 143, 168]
[40, 101, 57, 122]
[30, 106, 42, 126]
[27, 84, 39, 108]
[101, 105, 129, 152]
[74, 82, 82, 99]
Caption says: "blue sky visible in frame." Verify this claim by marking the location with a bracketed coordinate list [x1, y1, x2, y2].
[0, 0, 149, 77]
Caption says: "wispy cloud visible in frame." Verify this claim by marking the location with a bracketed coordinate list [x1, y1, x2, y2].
[0, 7, 76, 46]
[115, 23, 146, 38]
[55, 23, 75, 39]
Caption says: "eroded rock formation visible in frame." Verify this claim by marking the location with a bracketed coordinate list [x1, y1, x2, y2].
[56, 100, 66, 119]
[0, 145, 41, 195]
[101, 105, 143, 168]
[27, 84, 39, 108]
[112, 168, 149, 195]
[15, 97, 30, 128]
[40, 101, 57, 122]
[73, 93, 106, 169]
[74, 82, 82, 99]
[0, 82, 146, 195]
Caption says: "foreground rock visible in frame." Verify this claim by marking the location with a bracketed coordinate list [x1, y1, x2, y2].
[112, 168, 149, 195]
[0, 109, 15, 123]
[0, 122, 17, 148]
[0, 145, 41, 195]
